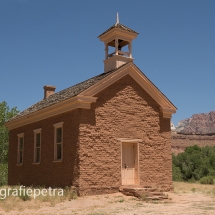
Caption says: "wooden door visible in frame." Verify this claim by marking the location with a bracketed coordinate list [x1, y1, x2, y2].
[121, 143, 135, 185]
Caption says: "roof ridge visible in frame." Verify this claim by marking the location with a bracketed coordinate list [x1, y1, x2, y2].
[7, 62, 131, 123]
[98, 22, 138, 38]
[6, 61, 177, 123]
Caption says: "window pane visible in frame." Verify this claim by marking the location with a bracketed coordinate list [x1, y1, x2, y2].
[57, 144, 62, 160]
[20, 137, 23, 150]
[35, 148, 40, 163]
[19, 151, 23, 164]
[36, 133, 40, 147]
[56, 128, 62, 143]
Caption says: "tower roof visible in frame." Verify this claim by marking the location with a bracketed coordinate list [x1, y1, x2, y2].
[98, 22, 139, 38]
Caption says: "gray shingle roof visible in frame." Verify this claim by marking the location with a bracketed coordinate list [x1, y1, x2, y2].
[7, 61, 176, 123]
[7, 64, 128, 122]
[98, 23, 138, 38]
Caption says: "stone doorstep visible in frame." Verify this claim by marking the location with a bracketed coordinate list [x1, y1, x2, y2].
[119, 186, 168, 201]
[146, 196, 165, 200]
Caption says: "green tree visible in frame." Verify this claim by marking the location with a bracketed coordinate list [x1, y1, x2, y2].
[0, 101, 19, 185]
[172, 163, 183, 181]
[172, 145, 215, 183]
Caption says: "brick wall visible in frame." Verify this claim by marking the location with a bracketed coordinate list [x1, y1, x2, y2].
[8, 74, 172, 194]
[78, 75, 172, 195]
[8, 109, 80, 188]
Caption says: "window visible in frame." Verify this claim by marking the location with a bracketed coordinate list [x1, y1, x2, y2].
[53, 122, 64, 161]
[17, 133, 24, 165]
[33, 128, 42, 163]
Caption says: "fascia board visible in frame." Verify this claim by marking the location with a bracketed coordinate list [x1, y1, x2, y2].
[128, 65, 177, 111]
[103, 34, 133, 45]
[5, 96, 97, 130]
[80, 62, 176, 116]
[130, 64, 177, 110]
[99, 29, 137, 43]
[79, 66, 130, 96]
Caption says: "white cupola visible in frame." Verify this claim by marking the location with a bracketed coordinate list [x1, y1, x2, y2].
[98, 13, 138, 72]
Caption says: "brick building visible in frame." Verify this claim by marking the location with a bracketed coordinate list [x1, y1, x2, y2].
[5, 18, 177, 195]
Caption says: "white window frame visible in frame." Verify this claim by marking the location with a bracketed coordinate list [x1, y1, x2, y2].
[33, 128, 42, 164]
[17, 133, 24, 165]
[53, 122, 64, 162]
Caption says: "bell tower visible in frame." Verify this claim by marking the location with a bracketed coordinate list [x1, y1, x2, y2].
[98, 13, 138, 72]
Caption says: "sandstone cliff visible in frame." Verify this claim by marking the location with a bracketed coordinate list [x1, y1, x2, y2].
[171, 132, 215, 154]
[175, 111, 215, 135]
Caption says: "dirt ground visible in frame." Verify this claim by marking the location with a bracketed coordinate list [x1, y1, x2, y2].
[1, 191, 215, 215]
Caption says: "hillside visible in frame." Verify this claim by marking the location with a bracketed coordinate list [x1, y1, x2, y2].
[175, 111, 215, 135]
[171, 111, 215, 154]
[171, 132, 215, 154]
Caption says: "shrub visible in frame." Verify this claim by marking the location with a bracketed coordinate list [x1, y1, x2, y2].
[172, 145, 215, 182]
[172, 164, 183, 181]
[199, 176, 214, 185]
[64, 186, 77, 200]
[0, 164, 8, 186]
[188, 177, 196, 183]
[18, 189, 31, 201]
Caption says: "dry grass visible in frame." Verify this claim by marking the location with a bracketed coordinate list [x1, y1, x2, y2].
[0, 185, 77, 212]
[1, 183, 215, 214]
[173, 181, 215, 195]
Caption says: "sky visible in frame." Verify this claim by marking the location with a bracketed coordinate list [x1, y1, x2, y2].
[0, 0, 215, 126]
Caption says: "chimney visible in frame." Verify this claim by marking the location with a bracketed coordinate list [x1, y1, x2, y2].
[43, 85, 56, 99]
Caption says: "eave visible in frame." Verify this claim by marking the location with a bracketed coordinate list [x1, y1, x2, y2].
[79, 62, 177, 118]
[5, 62, 177, 130]
[99, 28, 138, 44]
[5, 95, 97, 130]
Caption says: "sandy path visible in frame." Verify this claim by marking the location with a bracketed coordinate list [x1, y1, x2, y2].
[1, 192, 215, 215]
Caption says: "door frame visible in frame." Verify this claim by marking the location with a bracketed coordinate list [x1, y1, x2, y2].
[117, 138, 142, 185]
